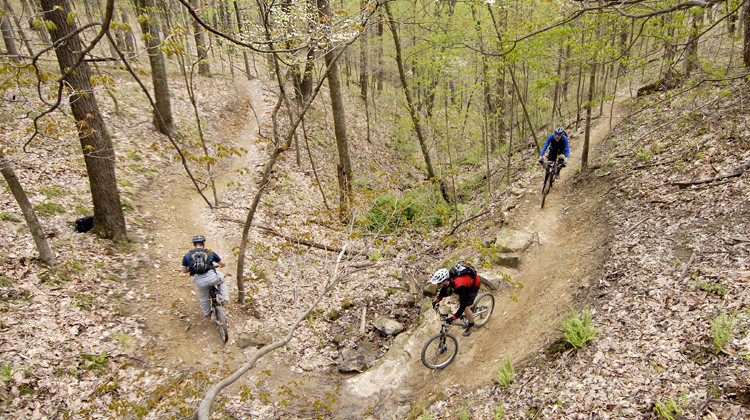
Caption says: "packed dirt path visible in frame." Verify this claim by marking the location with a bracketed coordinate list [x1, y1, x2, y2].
[339, 97, 630, 417]
[131, 80, 629, 417]
[131, 79, 272, 368]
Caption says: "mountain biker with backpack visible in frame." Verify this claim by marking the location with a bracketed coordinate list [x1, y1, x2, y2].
[430, 261, 481, 336]
[181, 235, 228, 318]
[538, 126, 569, 178]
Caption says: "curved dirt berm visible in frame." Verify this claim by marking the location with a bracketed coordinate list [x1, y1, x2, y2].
[337, 98, 629, 417]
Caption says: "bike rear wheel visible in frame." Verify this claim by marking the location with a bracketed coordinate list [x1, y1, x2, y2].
[213, 304, 229, 343]
[422, 332, 458, 369]
[471, 293, 495, 327]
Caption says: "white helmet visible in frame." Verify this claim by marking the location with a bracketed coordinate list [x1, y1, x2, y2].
[430, 268, 450, 285]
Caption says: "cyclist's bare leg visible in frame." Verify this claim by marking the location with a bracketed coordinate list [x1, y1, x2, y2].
[463, 308, 475, 336]
[464, 307, 475, 324]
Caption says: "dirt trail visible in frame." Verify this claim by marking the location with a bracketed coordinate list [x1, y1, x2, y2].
[132, 79, 271, 368]
[339, 98, 630, 417]
[133, 81, 629, 416]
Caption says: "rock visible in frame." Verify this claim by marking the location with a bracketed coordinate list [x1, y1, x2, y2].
[492, 253, 521, 268]
[373, 317, 405, 336]
[337, 343, 378, 373]
[494, 228, 533, 253]
[480, 275, 513, 290]
[236, 332, 268, 349]
[422, 283, 438, 297]
[299, 354, 331, 372]
[510, 188, 525, 196]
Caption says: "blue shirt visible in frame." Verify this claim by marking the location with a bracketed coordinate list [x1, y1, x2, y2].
[182, 248, 222, 275]
[540, 134, 569, 158]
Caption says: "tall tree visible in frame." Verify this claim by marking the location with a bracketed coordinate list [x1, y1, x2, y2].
[2, 0, 34, 57]
[384, 2, 449, 203]
[0, 13, 19, 59]
[0, 153, 56, 266]
[193, 14, 210, 76]
[133, 0, 176, 135]
[317, 0, 354, 220]
[40, 0, 127, 241]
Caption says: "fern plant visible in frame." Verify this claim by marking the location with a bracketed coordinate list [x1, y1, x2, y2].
[496, 357, 515, 387]
[561, 310, 599, 348]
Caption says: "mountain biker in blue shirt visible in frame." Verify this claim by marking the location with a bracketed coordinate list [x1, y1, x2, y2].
[538, 127, 569, 177]
[181, 235, 228, 318]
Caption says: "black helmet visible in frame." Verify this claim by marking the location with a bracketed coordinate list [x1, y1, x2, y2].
[192, 235, 206, 244]
[554, 126, 564, 136]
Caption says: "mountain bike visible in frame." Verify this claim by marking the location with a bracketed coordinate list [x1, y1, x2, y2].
[421, 293, 495, 369]
[209, 283, 229, 343]
[540, 159, 566, 208]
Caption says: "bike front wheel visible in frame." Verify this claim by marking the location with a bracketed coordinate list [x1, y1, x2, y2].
[471, 293, 495, 327]
[422, 333, 459, 369]
[541, 172, 552, 208]
[214, 304, 229, 343]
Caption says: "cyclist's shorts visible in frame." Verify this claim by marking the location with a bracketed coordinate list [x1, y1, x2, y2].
[460, 289, 479, 308]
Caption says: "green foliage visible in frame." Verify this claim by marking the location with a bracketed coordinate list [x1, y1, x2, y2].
[494, 402, 506, 420]
[75, 293, 93, 310]
[0, 213, 21, 223]
[40, 187, 65, 198]
[496, 357, 515, 387]
[363, 193, 448, 234]
[82, 352, 108, 372]
[0, 275, 11, 287]
[636, 146, 651, 162]
[74, 206, 90, 216]
[690, 280, 726, 296]
[420, 409, 434, 420]
[653, 397, 684, 420]
[121, 198, 135, 211]
[711, 311, 737, 353]
[341, 299, 355, 310]
[561, 310, 599, 349]
[0, 362, 14, 381]
[457, 406, 471, 420]
[34, 202, 65, 215]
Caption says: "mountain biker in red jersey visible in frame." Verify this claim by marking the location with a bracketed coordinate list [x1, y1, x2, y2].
[538, 126, 569, 178]
[430, 261, 481, 336]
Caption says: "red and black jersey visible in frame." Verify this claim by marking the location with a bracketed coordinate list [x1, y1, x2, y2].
[436, 273, 481, 320]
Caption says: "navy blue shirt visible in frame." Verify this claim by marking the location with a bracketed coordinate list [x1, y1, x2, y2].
[182, 248, 222, 275]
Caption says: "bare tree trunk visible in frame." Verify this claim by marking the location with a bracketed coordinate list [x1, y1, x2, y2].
[233, 0, 253, 80]
[582, 62, 597, 170]
[133, 0, 176, 135]
[376, 14, 383, 92]
[360, 24, 371, 144]
[193, 18, 210, 76]
[0, 154, 56, 266]
[384, 2, 449, 203]
[744, 4, 750, 68]
[41, 0, 127, 241]
[2, 0, 34, 57]
[508, 67, 540, 156]
[122, 10, 136, 53]
[317, 0, 353, 221]
[1, 15, 19, 59]
[684, 11, 703, 77]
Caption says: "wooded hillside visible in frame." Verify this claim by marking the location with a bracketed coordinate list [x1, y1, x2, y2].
[1, 0, 749, 418]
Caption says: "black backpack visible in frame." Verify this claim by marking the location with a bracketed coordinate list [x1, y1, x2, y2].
[189, 248, 213, 275]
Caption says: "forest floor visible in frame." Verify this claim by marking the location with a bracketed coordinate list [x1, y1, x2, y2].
[2, 67, 749, 419]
